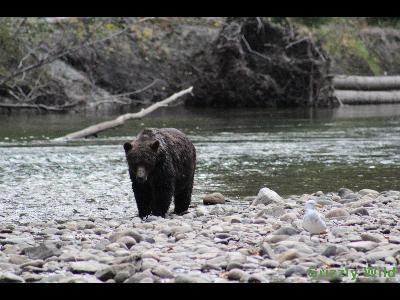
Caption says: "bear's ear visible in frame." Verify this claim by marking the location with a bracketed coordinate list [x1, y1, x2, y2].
[150, 140, 160, 151]
[123, 142, 133, 153]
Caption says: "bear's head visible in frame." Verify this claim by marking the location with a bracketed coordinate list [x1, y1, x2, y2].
[124, 138, 160, 183]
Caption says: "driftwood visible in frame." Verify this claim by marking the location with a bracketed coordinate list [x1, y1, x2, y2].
[335, 90, 400, 104]
[334, 75, 400, 91]
[53, 86, 193, 141]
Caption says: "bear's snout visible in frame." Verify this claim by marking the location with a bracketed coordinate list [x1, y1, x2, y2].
[136, 166, 147, 183]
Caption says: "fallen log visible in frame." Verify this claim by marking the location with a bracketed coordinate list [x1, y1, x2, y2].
[335, 90, 400, 104]
[53, 86, 193, 141]
[334, 75, 400, 91]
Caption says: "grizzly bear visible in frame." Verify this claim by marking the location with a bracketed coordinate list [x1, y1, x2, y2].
[123, 128, 196, 219]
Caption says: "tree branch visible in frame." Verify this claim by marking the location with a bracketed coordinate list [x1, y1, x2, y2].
[53, 86, 193, 141]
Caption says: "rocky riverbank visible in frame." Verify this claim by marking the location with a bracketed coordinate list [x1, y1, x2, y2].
[1, 188, 400, 283]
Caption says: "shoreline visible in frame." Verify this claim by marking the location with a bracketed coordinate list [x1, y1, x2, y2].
[1, 188, 399, 283]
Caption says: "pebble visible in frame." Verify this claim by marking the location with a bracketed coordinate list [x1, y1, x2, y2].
[278, 249, 300, 263]
[284, 265, 307, 277]
[361, 233, 386, 243]
[226, 261, 244, 271]
[151, 266, 174, 279]
[174, 274, 211, 283]
[21, 243, 61, 260]
[69, 260, 109, 273]
[350, 208, 369, 216]
[326, 208, 350, 219]
[273, 226, 299, 236]
[347, 241, 379, 252]
[227, 268, 248, 281]
[279, 213, 297, 222]
[358, 189, 379, 197]
[338, 188, 354, 198]
[321, 245, 349, 257]
[0, 272, 25, 283]
[114, 271, 130, 283]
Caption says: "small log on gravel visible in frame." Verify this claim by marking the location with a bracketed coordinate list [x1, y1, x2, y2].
[53, 86, 193, 141]
[334, 75, 400, 91]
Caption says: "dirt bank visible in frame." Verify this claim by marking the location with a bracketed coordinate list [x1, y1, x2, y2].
[2, 18, 400, 114]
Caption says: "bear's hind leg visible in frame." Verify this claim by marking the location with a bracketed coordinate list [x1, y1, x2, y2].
[173, 186, 192, 215]
[151, 186, 173, 218]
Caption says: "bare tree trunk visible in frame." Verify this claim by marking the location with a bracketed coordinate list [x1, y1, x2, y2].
[334, 75, 400, 90]
[53, 86, 193, 141]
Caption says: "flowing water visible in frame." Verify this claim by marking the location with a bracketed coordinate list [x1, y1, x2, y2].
[1, 104, 400, 223]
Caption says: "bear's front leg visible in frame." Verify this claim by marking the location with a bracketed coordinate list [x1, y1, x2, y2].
[132, 183, 152, 219]
[151, 182, 174, 218]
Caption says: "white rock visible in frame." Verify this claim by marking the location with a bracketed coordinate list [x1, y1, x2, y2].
[252, 188, 283, 206]
[195, 206, 209, 217]
[358, 189, 379, 197]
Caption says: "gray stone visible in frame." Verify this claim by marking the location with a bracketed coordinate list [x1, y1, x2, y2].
[95, 267, 116, 281]
[259, 242, 276, 259]
[139, 277, 154, 283]
[21, 243, 61, 260]
[338, 188, 354, 198]
[280, 213, 297, 222]
[8, 255, 29, 265]
[321, 245, 348, 257]
[261, 259, 279, 268]
[258, 205, 286, 218]
[0, 272, 25, 283]
[358, 189, 379, 197]
[226, 261, 244, 271]
[325, 208, 350, 219]
[347, 241, 379, 252]
[151, 266, 174, 279]
[316, 199, 334, 206]
[264, 234, 290, 244]
[124, 270, 154, 283]
[116, 236, 137, 249]
[174, 274, 211, 283]
[109, 230, 143, 243]
[361, 233, 386, 243]
[227, 268, 248, 281]
[273, 226, 299, 236]
[350, 208, 369, 216]
[94, 239, 111, 251]
[114, 271, 130, 283]
[21, 259, 44, 268]
[60, 275, 102, 283]
[69, 260, 109, 274]
[277, 249, 300, 263]
[284, 265, 307, 277]
[389, 236, 400, 244]
[247, 274, 267, 283]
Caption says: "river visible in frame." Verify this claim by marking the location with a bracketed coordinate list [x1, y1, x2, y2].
[0, 104, 399, 222]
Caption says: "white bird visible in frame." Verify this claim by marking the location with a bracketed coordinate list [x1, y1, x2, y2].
[302, 200, 327, 239]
